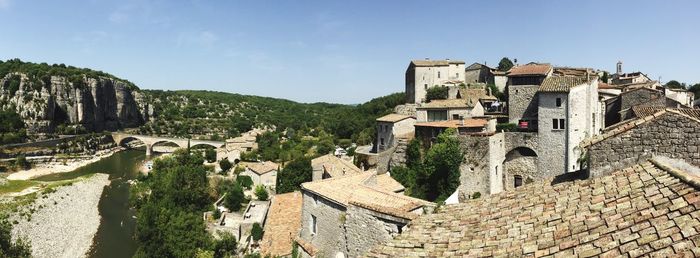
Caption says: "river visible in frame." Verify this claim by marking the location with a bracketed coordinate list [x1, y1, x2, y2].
[34, 149, 147, 258]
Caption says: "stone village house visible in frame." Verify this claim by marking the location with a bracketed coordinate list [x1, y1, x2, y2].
[311, 154, 363, 181]
[239, 161, 279, 187]
[405, 59, 466, 104]
[295, 172, 432, 258]
[373, 114, 415, 153]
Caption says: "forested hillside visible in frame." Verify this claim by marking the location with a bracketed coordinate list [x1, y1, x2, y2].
[139, 90, 405, 144]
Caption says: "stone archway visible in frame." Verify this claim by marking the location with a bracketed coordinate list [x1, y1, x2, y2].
[503, 147, 538, 191]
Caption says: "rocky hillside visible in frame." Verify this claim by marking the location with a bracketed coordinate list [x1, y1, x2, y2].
[0, 59, 150, 135]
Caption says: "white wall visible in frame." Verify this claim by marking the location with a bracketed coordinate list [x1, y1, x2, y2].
[408, 63, 466, 103]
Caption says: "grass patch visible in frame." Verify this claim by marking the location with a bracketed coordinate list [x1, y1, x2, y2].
[0, 180, 39, 195]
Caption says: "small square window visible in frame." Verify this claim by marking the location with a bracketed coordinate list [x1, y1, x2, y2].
[556, 98, 562, 107]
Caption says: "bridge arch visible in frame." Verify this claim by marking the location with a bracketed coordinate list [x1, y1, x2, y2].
[503, 146, 538, 191]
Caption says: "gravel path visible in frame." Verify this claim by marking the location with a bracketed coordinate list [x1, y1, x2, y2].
[11, 173, 110, 258]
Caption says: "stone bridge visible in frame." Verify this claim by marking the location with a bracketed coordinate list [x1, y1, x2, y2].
[111, 132, 225, 155]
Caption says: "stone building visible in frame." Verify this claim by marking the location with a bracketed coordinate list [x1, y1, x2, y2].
[464, 62, 493, 84]
[583, 108, 700, 177]
[665, 87, 695, 107]
[415, 87, 497, 122]
[239, 161, 278, 187]
[536, 76, 601, 174]
[405, 59, 466, 104]
[604, 87, 687, 127]
[311, 154, 363, 181]
[489, 70, 508, 93]
[367, 158, 700, 257]
[296, 172, 432, 258]
[373, 114, 415, 153]
[507, 63, 553, 128]
[414, 118, 496, 147]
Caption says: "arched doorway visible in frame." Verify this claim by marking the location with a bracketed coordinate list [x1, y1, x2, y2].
[503, 147, 537, 190]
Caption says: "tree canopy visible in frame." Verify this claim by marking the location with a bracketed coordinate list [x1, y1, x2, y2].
[276, 157, 312, 194]
[425, 86, 449, 102]
[665, 80, 686, 89]
[497, 57, 514, 72]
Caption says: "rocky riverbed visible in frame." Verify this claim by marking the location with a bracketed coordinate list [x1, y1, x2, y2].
[11, 173, 110, 258]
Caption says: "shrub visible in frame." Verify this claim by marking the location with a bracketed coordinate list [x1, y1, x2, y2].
[254, 185, 268, 201]
[425, 86, 448, 102]
[224, 183, 245, 212]
[237, 175, 253, 190]
[250, 222, 263, 242]
[219, 158, 232, 173]
[496, 123, 517, 132]
[205, 149, 217, 163]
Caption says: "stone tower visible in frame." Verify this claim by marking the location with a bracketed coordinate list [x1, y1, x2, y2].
[616, 61, 623, 75]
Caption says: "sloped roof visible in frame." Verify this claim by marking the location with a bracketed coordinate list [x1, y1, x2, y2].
[301, 172, 431, 219]
[582, 109, 700, 147]
[466, 62, 492, 70]
[552, 67, 594, 77]
[246, 161, 278, 175]
[631, 106, 700, 121]
[539, 76, 592, 93]
[419, 99, 474, 109]
[376, 114, 414, 123]
[415, 119, 488, 129]
[311, 154, 363, 178]
[367, 159, 700, 257]
[411, 59, 465, 67]
[260, 192, 302, 257]
[507, 63, 552, 77]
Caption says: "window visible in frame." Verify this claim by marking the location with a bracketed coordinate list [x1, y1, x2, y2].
[424, 84, 428, 90]
[427, 110, 448, 121]
[380, 138, 385, 145]
[552, 119, 566, 130]
[438, 71, 441, 78]
[310, 215, 317, 235]
[452, 114, 460, 120]
[455, 73, 459, 78]
[514, 175, 523, 188]
[556, 98, 562, 107]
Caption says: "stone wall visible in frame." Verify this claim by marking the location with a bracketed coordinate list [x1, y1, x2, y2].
[620, 89, 663, 111]
[588, 111, 700, 177]
[345, 205, 405, 258]
[393, 104, 417, 116]
[507, 85, 539, 124]
[503, 156, 537, 190]
[387, 138, 410, 173]
[457, 135, 492, 199]
[537, 92, 568, 175]
[299, 191, 347, 258]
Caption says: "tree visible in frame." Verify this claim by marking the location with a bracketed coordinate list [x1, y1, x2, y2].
[224, 182, 245, 212]
[14, 154, 30, 170]
[219, 158, 232, 173]
[425, 86, 448, 102]
[497, 57, 514, 72]
[212, 231, 237, 258]
[600, 71, 609, 83]
[689, 83, 700, 97]
[421, 129, 463, 202]
[276, 157, 312, 194]
[237, 175, 254, 190]
[250, 222, 264, 242]
[205, 148, 217, 163]
[0, 217, 32, 258]
[665, 80, 685, 89]
[254, 185, 268, 201]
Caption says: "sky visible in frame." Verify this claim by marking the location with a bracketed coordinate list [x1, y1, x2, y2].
[0, 0, 698, 104]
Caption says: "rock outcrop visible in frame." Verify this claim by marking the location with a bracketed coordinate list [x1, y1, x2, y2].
[0, 73, 149, 134]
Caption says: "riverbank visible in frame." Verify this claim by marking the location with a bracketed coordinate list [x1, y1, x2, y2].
[11, 173, 110, 258]
[6, 147, 125, 180]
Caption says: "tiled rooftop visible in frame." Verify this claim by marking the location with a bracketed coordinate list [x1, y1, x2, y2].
[632, 107, 700, 120]
[414, 119, 487, 129]
[312, 154, 363, 178]
[301, 172, 431, 219]
[411, 59, 465, 67]
[366, 159, 700, 257]
[507, 63, 553, 77]
[539, 76, 592, 93]
[245, 161, 278, 175]
[260, 192, 302, 257]
[420, 99, 474, 109]
[376, 114, 414, 123]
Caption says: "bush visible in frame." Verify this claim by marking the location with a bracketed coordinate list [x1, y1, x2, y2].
[212, 231, 237, 258]
[219, 158, 232, 173]
[496, 123, 517, 132]
[0, 216, 32, 257]
[212, 208, 221, 220]
[250, 222, 263, 242]
[425, 86, 448, 102]
[254, 185, 268, 201]
[237, 175, 253, 190]
[224, 183, 245, 212]
[14, 154, 30, 170]
[205, 149, 217, 163]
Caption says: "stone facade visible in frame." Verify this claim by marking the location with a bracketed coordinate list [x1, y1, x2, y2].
[375, 117, 415, 152]
[405, 59, 466, 104]
[457, 133, 505, 199]
[344, 205, 406, 258]
[587, 110, 700, 177]
[298, 191, 347, 258]
[507, 85, 539, 125]
[464, 63, 492, 84]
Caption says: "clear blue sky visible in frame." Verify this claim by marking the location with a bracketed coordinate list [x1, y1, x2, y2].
[0, 0, 698, 104]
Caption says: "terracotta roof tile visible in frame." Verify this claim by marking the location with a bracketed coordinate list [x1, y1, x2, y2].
[411, 59, 465, 67]
[311, 154, 363, 178]
[539, 76, 591, 93]
[245, 161, 278, 175]
[366, 159, 700, 257]
[376, 114, 414, 123]
[260, 192, 302, 257]
[582, 109, 700, 147]
[415, 119, 487, 129]
[632, 106, 700, 120]
[301, 172, 431, 216]
[507, 63, 552, 77]
[419, 99, 473, 109]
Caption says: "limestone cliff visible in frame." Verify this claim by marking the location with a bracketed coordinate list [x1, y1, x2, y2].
[0, 73, 149, 134]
